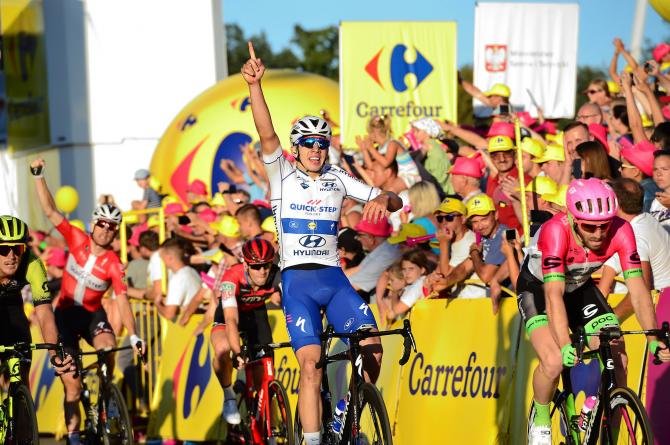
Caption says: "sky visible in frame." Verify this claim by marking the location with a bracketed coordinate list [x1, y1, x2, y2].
[224, 0, 670, 69]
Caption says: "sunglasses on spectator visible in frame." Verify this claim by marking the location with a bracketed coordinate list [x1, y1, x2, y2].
[436, 213, 459, 223]
[0, 244, 26, 257]
[297, 137, 330, 150]
[618, 162, 637, 170]
[585, 89, 603, 95]
[248, 262, 272, 270]
[575, 220, 611, 233]
[95, 220, 118, 232]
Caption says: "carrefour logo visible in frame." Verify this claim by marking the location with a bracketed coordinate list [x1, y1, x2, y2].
[365, 44, 434, 92]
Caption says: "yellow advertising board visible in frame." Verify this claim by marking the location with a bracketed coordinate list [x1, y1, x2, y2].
[339, 21, 457, 146]
[0, 0, 50, 152]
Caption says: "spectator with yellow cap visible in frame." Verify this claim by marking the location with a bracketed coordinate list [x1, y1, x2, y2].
[260, 215, 278, 247]
[486, 135, 529, 231]
[519, 137, 544, 178]
[428, 197, 486, 299]
[533, 143, 565, 184]
[448, 156, 484, 203]
[467, 194, 510, 313]
[458, 73, 510, 110]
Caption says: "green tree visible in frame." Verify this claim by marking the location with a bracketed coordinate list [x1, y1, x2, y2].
[225, 24, 300, 75]
[291, 25, 339, 80]
[456, 65, 474, 126]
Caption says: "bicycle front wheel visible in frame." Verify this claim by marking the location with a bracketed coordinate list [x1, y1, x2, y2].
[345, 383, 392, 445]
[266, 381, 293, 444]
[101, 383, 133, 445]
[601, 386, 653, 445]
[9, 384, 38, 445]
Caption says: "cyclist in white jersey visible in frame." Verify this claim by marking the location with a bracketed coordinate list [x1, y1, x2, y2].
[242, 42, 402, 445]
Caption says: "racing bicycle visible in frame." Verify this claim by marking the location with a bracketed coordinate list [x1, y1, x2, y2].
[75, 343, 144, 445]
[294, 319, 416, 445]
[227, 340, 293, 445]
[527, 322, 670, 444]
[0, 341, 64, 445]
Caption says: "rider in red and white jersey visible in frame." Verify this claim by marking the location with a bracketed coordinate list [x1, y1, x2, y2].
[518, 178, 670, 445]
[31, 159, 143, 445]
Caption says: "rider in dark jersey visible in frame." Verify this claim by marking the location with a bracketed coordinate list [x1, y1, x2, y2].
[208, 238, 279, 425]
[0, 215, 73, 379]
[519, 178, 670, 445]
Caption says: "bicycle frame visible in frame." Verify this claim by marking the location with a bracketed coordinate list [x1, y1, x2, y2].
[241, 355, 276, 444]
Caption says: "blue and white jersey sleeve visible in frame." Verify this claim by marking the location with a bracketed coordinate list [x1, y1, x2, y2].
[327, 165, 382, 204]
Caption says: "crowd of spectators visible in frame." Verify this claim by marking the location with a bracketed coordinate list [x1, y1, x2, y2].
[25, 38, 670, 334]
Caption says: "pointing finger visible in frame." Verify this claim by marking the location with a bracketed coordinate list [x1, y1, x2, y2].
[248, 41, 256, 60]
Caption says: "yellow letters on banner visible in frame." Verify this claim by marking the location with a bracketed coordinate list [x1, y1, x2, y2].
[339, 22, 458, 147]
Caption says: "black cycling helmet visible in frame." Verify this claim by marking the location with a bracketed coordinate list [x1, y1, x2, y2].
[0, 215, 29, 244]
[241, 238, 275, 265]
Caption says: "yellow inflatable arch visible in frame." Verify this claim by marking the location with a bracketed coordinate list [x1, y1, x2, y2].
[650, 0, 670, 23]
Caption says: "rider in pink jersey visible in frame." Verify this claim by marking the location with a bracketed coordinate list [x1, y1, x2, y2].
[519, 178, 670, 445]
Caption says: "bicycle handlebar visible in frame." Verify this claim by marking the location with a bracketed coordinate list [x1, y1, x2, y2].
[315, 319, 417, 370]
[234, 340, 292, 369]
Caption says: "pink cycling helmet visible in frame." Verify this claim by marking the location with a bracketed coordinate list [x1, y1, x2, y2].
[566, 178, 618, 221]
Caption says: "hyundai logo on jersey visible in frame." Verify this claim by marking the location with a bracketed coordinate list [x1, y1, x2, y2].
[299, 235, 326, 248]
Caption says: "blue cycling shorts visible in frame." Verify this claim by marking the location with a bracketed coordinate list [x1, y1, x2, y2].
[281, 266, 378, 351]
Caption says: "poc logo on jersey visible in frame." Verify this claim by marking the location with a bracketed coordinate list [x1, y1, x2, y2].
[299, 235, 326, 248]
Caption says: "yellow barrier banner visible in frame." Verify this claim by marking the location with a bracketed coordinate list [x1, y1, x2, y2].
[339, 21, 457, 146]
[392, 298, 521, 444]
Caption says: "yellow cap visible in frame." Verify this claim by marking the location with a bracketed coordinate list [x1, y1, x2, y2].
[434, 197, 466, 215]
[147, 215, 161, 229]
[210, 215, 241, 238]
[466, 194, 496, 218]
[607, 80, 620, 95]
[387, 223, 427, 245]
[532, 144, 565, 163]
[641, 114, 654, 128]
[123, 214, 140, 225]
[545, 132, 564, 146]
[209, 193, 227, 207]
[520, 138, 545, 158]
[70, 220, 86, 232]
[148, 176, 161, 191]
[542, 184, 568, 207]
[202, 250, 225, 264]
[162, 195, 179, 206]
[483, 83, 511, 97]
[516, 175, 558, 195]
[488, 135, 514, 153]
[261, 216, 277, 234]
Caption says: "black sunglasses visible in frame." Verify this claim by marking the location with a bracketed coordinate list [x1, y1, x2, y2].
[0, 244, 26, 257]
[95, 220, 118, 232]
[248, 262, 272, 270]
[297, 137, 330, 150]
[436, 214, 459, 223]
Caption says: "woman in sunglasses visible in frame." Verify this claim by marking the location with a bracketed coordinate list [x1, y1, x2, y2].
[517, 178, 670, 445]
[242, 41, 402, 445]
[0, 215, 74, 380]
[207, 237, 280, 425]
[584, 78, 613, 114]
[30, 158, 144, 445]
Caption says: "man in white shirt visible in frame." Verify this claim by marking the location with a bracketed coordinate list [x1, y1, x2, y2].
[154, 238, 201, 321]
[430, 197, 486, 298]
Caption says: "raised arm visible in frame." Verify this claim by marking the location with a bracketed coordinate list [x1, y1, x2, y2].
[459, 74, 493, 107]
[242, 42, 281, 155]
[609, 39, 623, 85]
[620, 71, 648, 144]
[30, 159, 64, 227]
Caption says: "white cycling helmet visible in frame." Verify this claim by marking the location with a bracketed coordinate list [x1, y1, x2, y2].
[91, 204, 122, 225]
[289, 116, 332, 146]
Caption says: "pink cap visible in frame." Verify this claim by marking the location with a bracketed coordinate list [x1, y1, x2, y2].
[516, 111, 537, 127]
[47, 248, 67, 268]
[128, 222, 148, 247]
[188, 179, 208, 196]
[198, 208, 217, 223]
[487, 121, 515, 139]
[354, 217, 392, 238]
[663, 105, 670, 121]
[621, 141, 656, 176]
[653, 43, 670, 63]
[252, 199, 271, 209]
[30, 230, 46, 243]
[449, 156, 483, 178]
[588, 123, 609, 153]
[165, 202, 185, 215]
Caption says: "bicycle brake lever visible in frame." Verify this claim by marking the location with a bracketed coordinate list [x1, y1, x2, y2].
[653, 322, 670, 365]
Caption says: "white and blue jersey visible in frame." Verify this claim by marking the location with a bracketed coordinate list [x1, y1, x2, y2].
[263, 145, 381, 270]
[263, 145, 380, 350]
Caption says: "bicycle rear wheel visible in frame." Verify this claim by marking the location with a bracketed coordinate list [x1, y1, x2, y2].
[344, 383, 392, 445]
[101, 383, 133, 445]
[601, 386, 653, 445]
[8, 384, 38, 445]
[266, 381, 293, 444]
